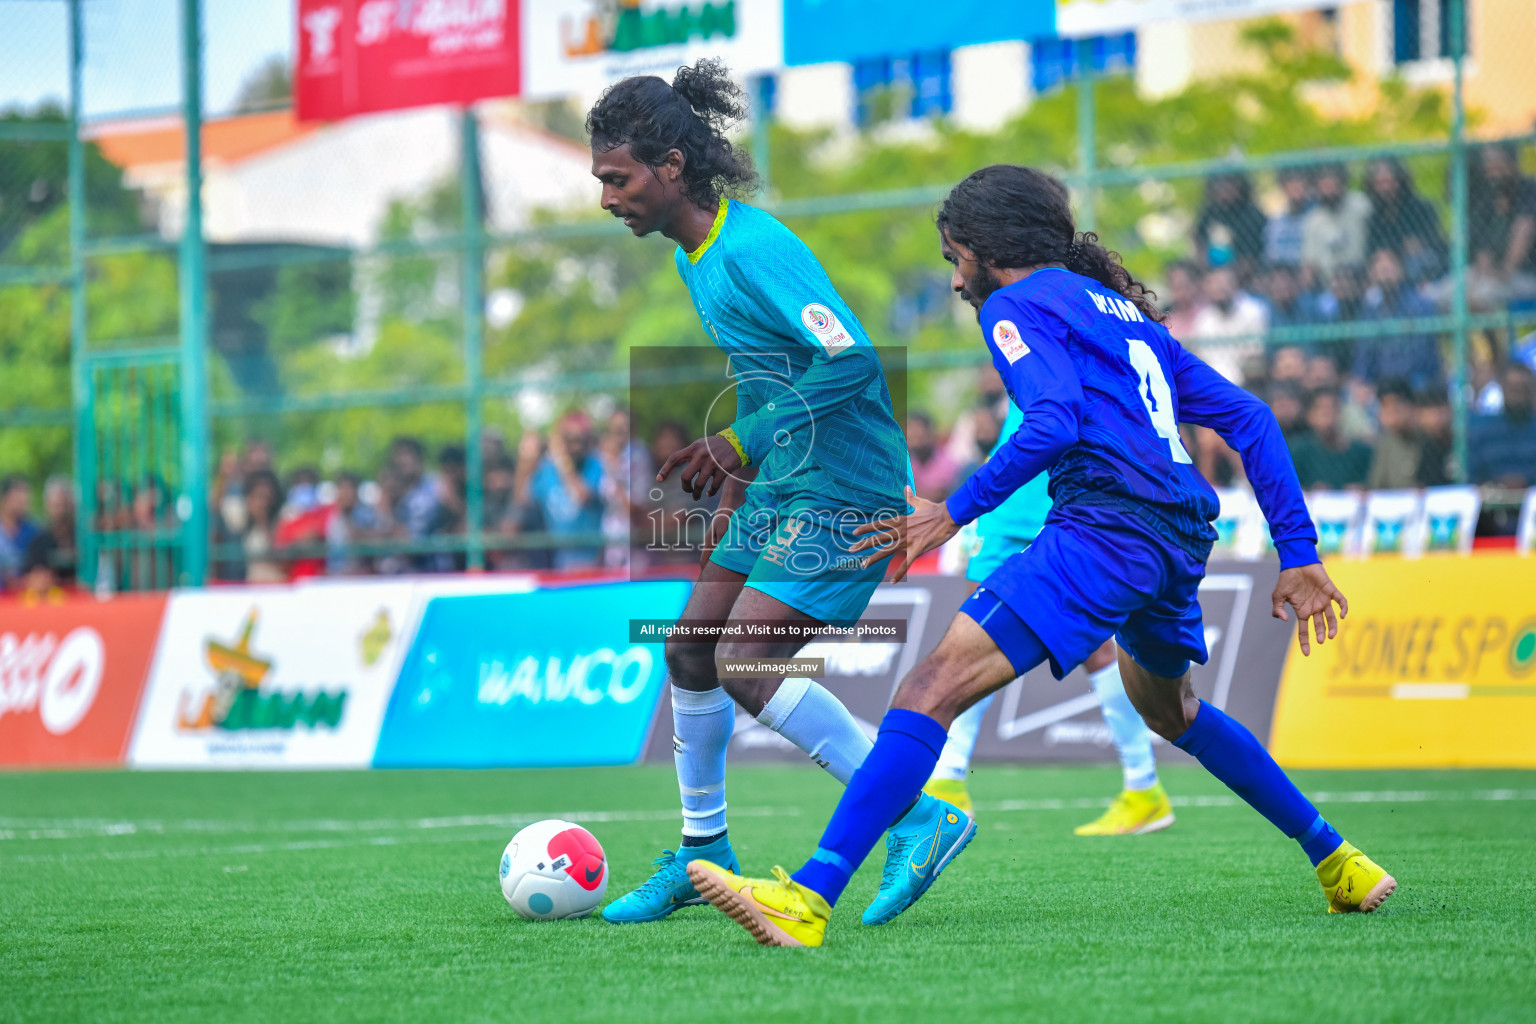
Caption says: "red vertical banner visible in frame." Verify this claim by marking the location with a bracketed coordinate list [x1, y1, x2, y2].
[296, 0, 522, 122]
[0, 595, 167, 767]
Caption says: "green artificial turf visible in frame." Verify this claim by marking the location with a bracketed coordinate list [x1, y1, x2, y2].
[2, 765, 1533, 1023]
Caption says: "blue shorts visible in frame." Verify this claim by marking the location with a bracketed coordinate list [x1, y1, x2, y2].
[707, 485, 897, 628]
[968, 511, 1209, 680]
[960, 586, 1047, 675]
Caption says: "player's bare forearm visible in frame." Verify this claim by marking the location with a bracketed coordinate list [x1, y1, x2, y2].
[1271, 562, 1349, 657]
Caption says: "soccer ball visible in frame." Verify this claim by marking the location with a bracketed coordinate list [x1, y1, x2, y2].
[499, 819, 608, 920]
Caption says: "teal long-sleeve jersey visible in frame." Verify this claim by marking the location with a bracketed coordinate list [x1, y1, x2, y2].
[673, 199, 912, 514]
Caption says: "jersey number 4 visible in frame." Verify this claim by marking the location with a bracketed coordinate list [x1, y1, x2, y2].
[1126, 339, 1193, 464]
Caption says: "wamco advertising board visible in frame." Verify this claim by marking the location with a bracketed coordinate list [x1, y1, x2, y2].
[374, 580, 691, 767]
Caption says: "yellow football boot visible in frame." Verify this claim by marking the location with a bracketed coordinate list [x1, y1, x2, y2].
[923, 777, 973, 814]
[1316, 842, 1397, 913]
[686, 860, 830, 948]
[1073, 782, 1175, 836]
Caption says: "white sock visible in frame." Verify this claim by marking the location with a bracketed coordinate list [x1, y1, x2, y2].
[672, 684, 734, 837]
[932, 692, 994, 781]
[1089, 662, 1158, 791]
[755, 677, 872, 785]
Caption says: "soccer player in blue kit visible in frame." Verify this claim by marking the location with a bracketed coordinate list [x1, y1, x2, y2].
[924, 400, 1174, 837]
[691, 165, 1397, 946]
[585, 61, 964, 926]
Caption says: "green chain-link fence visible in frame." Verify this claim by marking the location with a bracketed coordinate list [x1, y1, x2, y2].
[2, 0, 1533, 590]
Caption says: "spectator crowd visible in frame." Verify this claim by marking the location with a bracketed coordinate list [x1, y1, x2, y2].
[1147, 149, 1536, 496]
[4, 150, 1535, 596]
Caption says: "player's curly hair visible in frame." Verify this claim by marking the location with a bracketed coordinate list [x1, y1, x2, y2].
[585, 58, 759, 208]
[937, 165, 1163, 322]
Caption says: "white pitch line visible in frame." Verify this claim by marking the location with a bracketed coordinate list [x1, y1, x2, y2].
[0, 805, 800, 843]
[4, 788, 1532, 853]
[5, 828, 523, 865]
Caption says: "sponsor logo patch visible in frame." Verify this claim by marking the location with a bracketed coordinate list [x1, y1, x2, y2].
[992, 319, 1030, 363]
[800, 303, 854, 357]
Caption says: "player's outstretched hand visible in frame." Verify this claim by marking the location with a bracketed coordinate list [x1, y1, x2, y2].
[850, 486, 958, 583]
[1271, 562, 1349, 657]
[657, 435, 744, 501]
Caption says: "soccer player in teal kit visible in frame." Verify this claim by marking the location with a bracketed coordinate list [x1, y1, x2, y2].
[691, 165, 1396, 947]
[587, 60, 966, 926]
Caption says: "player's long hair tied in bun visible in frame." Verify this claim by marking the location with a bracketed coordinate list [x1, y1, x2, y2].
[937, 164, 1163, 322]
[585, 58, 759, 207]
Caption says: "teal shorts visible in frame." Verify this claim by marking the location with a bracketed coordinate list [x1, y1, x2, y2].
[965, 528, 1032, 583]
[964, 465, 1051, 583]
[708, 485, 900, 628]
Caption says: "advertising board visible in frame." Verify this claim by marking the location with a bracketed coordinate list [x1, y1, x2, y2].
[642, 564, 1293, 767]
[296, 0, 522, 121]
[520, 0, 782, 100]
[781, 0, 1052, 66]
[1270, 555, 1536, 767]
[0, 595, 166, 767]
[128, 584, 419, 767]
[374, 580, 690, 766]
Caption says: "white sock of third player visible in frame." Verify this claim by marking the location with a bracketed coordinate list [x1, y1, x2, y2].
[933, 693, 995, 782]
[672, 684, 734, 838]
[756, 677, 873, 785]
[1089, 662, 1159, 791]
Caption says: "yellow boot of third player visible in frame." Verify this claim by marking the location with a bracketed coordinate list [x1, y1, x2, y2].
[1073, 782, 1175, 835]
[687, 860, 831, 947]
[1316, 842, 1397, 913]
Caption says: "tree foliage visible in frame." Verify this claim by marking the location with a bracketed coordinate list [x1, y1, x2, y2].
[232, 54, 294, 114]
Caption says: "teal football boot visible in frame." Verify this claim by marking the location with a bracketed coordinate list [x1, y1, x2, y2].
[601, 834, 740, 923]
[862, 794, 976, 925]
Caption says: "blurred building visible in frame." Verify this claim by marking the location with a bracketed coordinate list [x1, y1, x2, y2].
[87, 105, 597, 247]
[1142, 0, 1535, 135]
[771, 0, 1534, 136]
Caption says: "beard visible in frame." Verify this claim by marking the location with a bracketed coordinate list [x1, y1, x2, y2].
[962, 264, 1006, 316]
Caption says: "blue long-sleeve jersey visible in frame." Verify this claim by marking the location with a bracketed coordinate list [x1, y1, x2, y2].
[944, 269, 1319, 570]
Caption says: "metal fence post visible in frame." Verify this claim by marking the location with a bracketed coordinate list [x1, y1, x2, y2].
[178, 0, 210, 585]
[1076, 37, 1097, 234]
[67, 0, 95, 589]
[1448, 0, 1470, 483]
[461, 106, 486, 571]
[752, 74, 772, 197]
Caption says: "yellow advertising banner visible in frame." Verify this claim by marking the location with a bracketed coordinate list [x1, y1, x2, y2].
[1270, 554, 1536, 767]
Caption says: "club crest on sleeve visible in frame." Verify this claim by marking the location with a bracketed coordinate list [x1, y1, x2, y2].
[993, 319, 1030, 363]
[801, 303, 854, 356]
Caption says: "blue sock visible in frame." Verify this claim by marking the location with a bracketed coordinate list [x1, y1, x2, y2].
[1173, 700, 1342, 867]
[791, 708, 949, 907]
